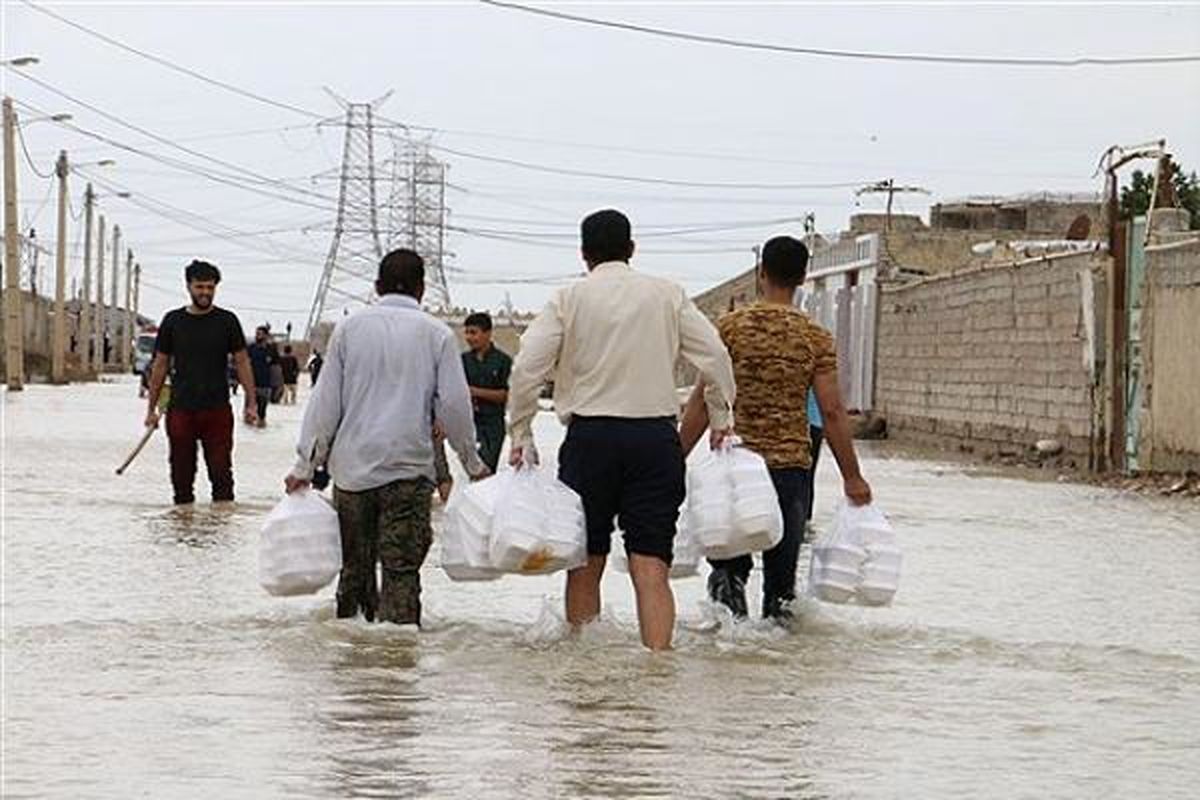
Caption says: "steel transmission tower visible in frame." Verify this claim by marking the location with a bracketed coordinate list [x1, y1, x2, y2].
[387, 137, 451, 309]
[305, 97, 387, 337]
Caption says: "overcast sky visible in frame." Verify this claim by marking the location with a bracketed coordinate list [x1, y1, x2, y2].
[5, 1, 1199, 335]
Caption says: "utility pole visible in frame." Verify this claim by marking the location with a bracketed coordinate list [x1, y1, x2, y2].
[3, 96, 25, 391]
[121, 247, 132, 372]
[855, 179, 930, 233]
[79, 183, 94, 375]
[93, 214, 105, 373]
[132, 262, 140, 335]
[52, 150, 69, 383]
[1096, 139, 1167, 473]
[108, 223, 120, 369]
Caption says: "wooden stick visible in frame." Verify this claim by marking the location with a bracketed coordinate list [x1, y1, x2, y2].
[115, 426, 157, 475]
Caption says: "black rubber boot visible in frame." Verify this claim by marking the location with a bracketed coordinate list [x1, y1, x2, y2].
[707, 568, 749, 619]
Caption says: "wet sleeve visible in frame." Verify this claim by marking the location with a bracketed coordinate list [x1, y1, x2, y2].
[436, 331, 485, 475]
[507, 294, 564, 450]
[291, 327, 344, 479]
[154, 314, 174, 355]
[679, 292, 736, 431]
[813, 325, 838, 374]
[227, 314, 247, 354]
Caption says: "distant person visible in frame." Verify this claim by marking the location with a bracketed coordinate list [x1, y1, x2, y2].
[680, 236, 871, 622]
[247, 326, 275, 426]
[507, 209, 736, 650]
[269, 344, 285, 404]
[280, 346, 301, 404]
[461, 311, 513, 473]
[803, 387, 824, 532]
[227, 355, 239, 396]
[285, 249, 488, 626]
[143, 260, 258, 505]
[308, 351, 323, 386]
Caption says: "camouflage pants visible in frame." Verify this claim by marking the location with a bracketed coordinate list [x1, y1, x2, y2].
[333, 478, 433, 625]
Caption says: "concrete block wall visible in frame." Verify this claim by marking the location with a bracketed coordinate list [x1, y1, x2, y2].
[1140, 238, 1200, 471]
[875, 251, 1105, 463]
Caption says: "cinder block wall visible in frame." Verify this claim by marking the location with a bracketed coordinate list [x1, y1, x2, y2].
[875, 252, 1105, 464]
[1141, 238, 1200, 471]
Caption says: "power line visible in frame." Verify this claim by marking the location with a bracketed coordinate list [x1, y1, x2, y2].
[13, 98, 339, 214]
[479, 0, 1200, 67]
[75, 168, 326, 266]
[19, 0, 328, 119]
[10, 73, 337, 207]
[431, 142, 865, 190]
[14, 122, 54, 178]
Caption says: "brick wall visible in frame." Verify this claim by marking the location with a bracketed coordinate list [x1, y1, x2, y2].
[875, 251, 1106, 464]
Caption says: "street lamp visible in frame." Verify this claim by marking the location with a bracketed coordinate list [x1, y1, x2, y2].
[19, 112, 73, 125]
[1, 56, 40, 67]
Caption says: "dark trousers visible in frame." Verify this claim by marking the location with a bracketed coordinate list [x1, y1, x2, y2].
[255, 388, 271, 421]
[709, 467, 811, 615]
[166, 405, 234, 504]
[802, 426, 823, 524]
[475, 416, 506, 474]
[333, 478, 433, 625]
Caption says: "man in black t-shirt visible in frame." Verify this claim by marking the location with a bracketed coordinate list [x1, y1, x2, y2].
[144, 260, 258, 505]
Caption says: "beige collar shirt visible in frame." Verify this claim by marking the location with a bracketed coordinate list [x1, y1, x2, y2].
[508, 261, 736, 449]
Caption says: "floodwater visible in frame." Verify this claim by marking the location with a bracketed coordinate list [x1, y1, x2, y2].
[3, 379, 1198, 799]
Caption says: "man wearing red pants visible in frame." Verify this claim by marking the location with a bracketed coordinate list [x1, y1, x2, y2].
[144, 260, 258, 505]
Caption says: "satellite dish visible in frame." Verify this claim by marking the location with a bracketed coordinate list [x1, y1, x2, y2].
[1065, 215, 1091, 241]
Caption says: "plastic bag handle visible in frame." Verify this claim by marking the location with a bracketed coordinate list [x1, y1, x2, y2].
[713, 434, 743, 454]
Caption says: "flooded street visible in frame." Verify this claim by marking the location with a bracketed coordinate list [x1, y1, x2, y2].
[3, 379, 1198, 799]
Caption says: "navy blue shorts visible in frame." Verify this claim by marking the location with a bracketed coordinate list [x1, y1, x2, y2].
[557, 416, 686, 564]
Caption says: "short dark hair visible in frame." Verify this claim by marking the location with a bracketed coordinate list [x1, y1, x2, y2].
[185, 259, 221, 284]
[760, 236, 809, 288]
[581, 209, 633, 264]
[464, 312, 493, 331]
[377, 248, 424, 297]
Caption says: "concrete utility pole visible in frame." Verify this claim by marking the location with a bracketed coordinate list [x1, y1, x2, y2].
[132, 262, 140, 334]
[3, 96, 25, 391]
[108, 224, 120, 368]
[52, 150, 69, 383]
[79, 183, 94, 374]
[93, 214, 105, 373]
[121, 247, 132, 372]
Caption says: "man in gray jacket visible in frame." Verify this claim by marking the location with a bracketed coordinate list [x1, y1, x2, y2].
[285, 249, 488, 625]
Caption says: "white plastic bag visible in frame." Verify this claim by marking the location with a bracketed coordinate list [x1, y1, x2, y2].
[808, 502, 900, 606]
[686, 441, 783, 560]
[489, 465, 587, 575]
[259, 490, 342, 597]
[853, 504, 901, 606]
[441, 477, 503, 581]
[611, 505, 701, 579]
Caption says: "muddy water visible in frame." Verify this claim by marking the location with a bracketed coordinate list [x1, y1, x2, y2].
[3, 380, 1198, 798]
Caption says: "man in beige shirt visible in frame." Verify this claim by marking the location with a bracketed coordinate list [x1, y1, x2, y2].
[508, 209, 736, 650]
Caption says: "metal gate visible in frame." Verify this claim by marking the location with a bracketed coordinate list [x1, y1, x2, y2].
[799, 283, 877, 412]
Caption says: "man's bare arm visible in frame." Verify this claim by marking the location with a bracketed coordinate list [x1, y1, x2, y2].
[469, 386, 508, 404]
[145, 353, 170, 426]
[234, 350, 259, 424]
[679, 382, 710, 457]
[812, 370, 872, 505]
